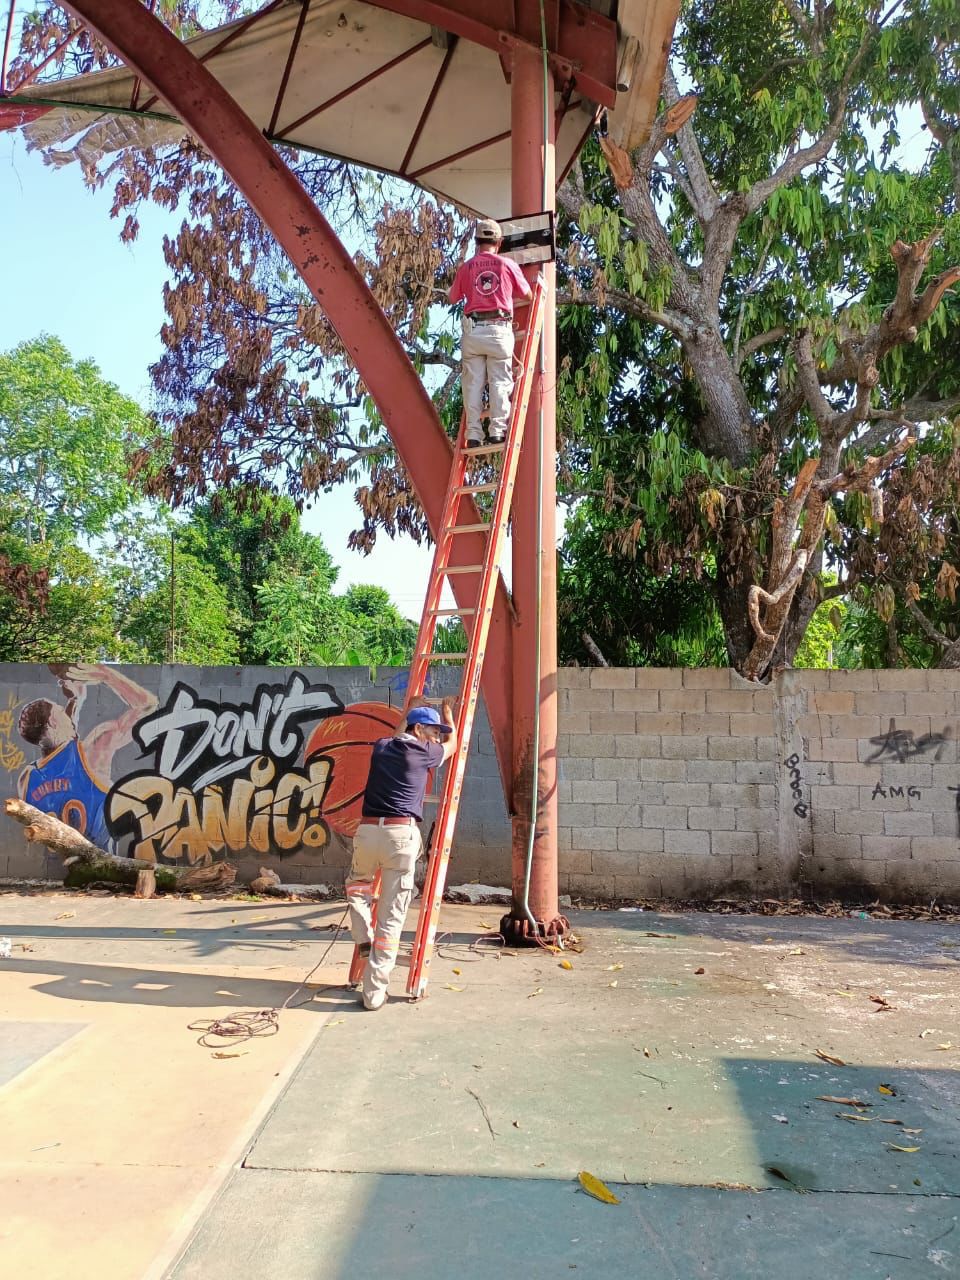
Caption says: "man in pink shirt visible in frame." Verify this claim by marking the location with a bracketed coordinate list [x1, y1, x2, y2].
[449, 218, 532, 446]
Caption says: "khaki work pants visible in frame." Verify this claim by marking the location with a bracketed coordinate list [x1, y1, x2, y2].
[461, 317, 514, 442]
[345, 820, 423, 1005]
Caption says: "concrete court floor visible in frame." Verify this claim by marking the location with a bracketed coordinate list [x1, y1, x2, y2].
[0, 891, 958, 1279]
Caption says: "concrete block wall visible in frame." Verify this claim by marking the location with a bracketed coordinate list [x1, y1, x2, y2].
[556, 668, 960, 902]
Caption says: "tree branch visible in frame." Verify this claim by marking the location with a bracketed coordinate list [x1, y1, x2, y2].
[662, 63, 719, 224]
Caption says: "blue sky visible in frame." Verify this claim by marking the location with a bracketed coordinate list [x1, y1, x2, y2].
[0, 133, 436, 617]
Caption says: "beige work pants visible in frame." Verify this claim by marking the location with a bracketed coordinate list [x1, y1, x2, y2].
[345, 820, 423, 1004]
[461, 317, 514, 442]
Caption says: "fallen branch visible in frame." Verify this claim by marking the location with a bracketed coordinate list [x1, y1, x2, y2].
[3, 798, 237, 895]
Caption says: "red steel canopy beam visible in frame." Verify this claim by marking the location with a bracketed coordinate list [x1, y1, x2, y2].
[60, 0, 516, 786]
[365, 0, 618, 107]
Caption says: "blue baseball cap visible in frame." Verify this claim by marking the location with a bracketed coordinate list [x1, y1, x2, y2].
[406, 705, 453, 734]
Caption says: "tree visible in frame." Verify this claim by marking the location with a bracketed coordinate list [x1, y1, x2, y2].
[341, 585, 418, 666]
[555, 0, 960, 677]
[0, 336, 150, 545]
[14, 2, 960, 678]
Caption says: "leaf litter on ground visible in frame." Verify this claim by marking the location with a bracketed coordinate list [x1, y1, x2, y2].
[577, 1171, 620, 1205]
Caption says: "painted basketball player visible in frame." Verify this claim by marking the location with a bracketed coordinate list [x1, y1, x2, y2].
[17, 663, 157, 850]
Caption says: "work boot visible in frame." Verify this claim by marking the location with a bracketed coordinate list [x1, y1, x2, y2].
[362, 989, 386, 1011]
[486, 428, 505, 444]
[465, 437, 483, 449]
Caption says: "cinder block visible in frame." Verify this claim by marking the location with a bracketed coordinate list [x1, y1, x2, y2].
[687, 759, 735, 783]
[688, 806, 736, 831]
[664, 830, 709, 856]
[571, 826, 618, 850]
[828, 670, 878, 691]
[710, 782, 762, 807]
[835, 810, 885, 836]
[635, 668, 681, 688]
[809, 784, 861, 810]
[683, 713, 732, 736]
[728, 713, 775, 736]
[706, 689, 760, 713]
[663, 782, 711, 806]
[555, 826, 573, 850]
[812, 691, 856, 714]
[856, 692, 905, 716]
[567, 872, 616, 896]
[811, 834, 862, 859]
[564, 687, 613, 713]
[860, 836, 907, 861]
[593, 803, 641, 828]
[660, 688, 706, 712]
[559, 848, 593, 874]
[737, 809, 777, 833]
[640, 804, 688, 829]
[682, 669, 732, 689]
[933, 812, 960, 837]
[557, 803, 596, 826]
[613, 689, 660, 713]
[828, 715, 884, 740]
[641, 758, 688, 782]
[708, 736, 757, 761]
[660, 736, 705, 760]
[590, 711, 638, 734]
[594, 757, 640, 782]
[557, 779, 573, 803]
[614, 872, 664, 898]
[878, 762, 933, 788]
[560, 711, 592, 736]
[557, 757, 595, 781]
[711, 830, 759, 855]
[735, 761, 776, 784]
[558, 667, 591, 690]
[571, 780, 618, 804]
[617, 827, 664, 852]
[616, 782, 664, 805]
[900, 691, 957, 715]
[590, 668, 635, 689]
[860, 784, 907, 811]
[569, 734, 615, 757]
[831, 763, 880, 786]
[756, 736, 778, 759]
[876, 669, 928, 690]
[592, 847, 634, 871]
[613, 734, 662, 759]
[884, 811, 934, 836]
[810, 810, 837, 835]
[911, 837, 960, 861]
[636, 712, 682, 735]
[925, 671, 960, 691]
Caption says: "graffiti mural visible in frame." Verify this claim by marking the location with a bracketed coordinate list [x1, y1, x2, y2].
[8, 664, 404, 866]
[17, 664, 157, 849]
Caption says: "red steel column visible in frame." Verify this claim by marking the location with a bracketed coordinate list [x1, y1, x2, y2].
[60, 0, 516, 784]
[504, 34, 564, 939]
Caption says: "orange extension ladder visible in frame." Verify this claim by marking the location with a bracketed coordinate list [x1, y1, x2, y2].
[348, 274, 547, 999]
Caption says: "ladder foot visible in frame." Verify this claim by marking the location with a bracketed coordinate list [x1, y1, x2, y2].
[497, 910, 571, 946]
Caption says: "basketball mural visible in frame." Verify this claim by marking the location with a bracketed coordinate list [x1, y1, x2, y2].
[6, 664, 413, 866]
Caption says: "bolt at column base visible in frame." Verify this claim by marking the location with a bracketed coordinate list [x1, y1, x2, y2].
[498, 911, 569, 946]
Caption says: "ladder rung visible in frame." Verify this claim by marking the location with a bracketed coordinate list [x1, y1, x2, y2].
[424, 652, 467, 659]
[444, 564, 483, 574]
[456, 483, 498, 494]
[463, 443, 506, 456]
[445, 523, 490, 534]
[428, 607, 476, 615]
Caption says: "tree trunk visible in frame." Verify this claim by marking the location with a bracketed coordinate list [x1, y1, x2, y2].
[683, 328, 757, 467]
[4, 798, 238, 892]
[937, 636, 960, 669]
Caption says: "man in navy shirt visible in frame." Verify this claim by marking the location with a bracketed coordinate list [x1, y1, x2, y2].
[346, 701, 457, 1010]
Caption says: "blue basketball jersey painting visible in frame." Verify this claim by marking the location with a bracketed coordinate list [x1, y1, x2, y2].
[22, 738, 111, 849]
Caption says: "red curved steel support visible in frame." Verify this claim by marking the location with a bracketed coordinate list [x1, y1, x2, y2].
[61, 0, 515, 785]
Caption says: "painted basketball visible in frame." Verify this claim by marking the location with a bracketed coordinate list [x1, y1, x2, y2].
[305, 702, 403, 836]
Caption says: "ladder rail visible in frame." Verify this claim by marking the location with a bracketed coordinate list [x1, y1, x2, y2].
[406, 278, 547, 997]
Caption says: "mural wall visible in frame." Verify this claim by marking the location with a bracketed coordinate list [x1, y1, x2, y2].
[0, 662, 508, 883]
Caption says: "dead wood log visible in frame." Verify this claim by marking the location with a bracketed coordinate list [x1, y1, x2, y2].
[4, 798, 237, 893]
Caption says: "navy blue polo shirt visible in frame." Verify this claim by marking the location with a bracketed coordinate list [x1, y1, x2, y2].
[362, 733, 445, 820]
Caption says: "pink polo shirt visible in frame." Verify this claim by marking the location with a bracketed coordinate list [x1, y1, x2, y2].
[449, 252, 531, 316]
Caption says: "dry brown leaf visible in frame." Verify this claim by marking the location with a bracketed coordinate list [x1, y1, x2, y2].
[212, 1050, 247, 1059]
[878, 1084, 896, 1096]
[831, 990, 855, 998]
[527, 988, 543, 998]
[885, 1143, 920, 1153]
[694, 967, 706, 975]
[443, 984, 465, 992]
[559, 959, 574, 971]
[605, 963, 624, 972]
[815, 1050, 845, 1066]
[816, 1096, 870, 1107]
[837, 1112, 873, 1123]
[869, 994, 895, 1012]
[935, 1043, 954, 1050]
[577, 1170, 620, 1204]
[608, 980, 619, 988]
[55, 911, 75, 920]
